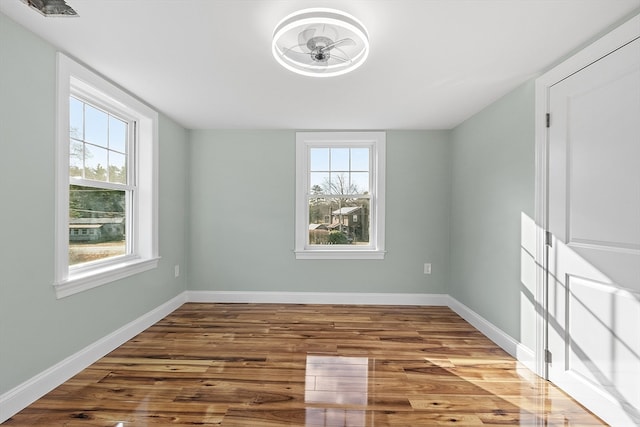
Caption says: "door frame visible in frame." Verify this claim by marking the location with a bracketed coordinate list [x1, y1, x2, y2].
[533, 12, 640, 379]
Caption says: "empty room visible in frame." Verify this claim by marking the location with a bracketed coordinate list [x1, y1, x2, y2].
[1, 0, 639, 426]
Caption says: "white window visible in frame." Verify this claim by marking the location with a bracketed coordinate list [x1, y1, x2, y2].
[295, 132, 386, 259]
[54, 53, 159, 298]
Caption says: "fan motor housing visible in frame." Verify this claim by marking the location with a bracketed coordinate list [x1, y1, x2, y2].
[307, 36, 333, 62]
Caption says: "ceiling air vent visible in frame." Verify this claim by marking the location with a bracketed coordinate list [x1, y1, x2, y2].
[22, 0, 78, 17]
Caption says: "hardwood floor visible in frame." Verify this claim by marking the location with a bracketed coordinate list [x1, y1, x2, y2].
[4, 303, 606, 426]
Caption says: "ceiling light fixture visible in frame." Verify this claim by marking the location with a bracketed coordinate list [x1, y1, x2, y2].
[22, 0, 78, 17]
[272, 8, 369, 78]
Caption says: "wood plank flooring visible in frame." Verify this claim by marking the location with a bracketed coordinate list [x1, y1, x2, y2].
[3, 303, 606, 426]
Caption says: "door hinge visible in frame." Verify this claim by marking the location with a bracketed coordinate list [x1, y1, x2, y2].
[545, 231, 553, 247]
[545, 349, 553, 364]
[546, 113, 551, 128]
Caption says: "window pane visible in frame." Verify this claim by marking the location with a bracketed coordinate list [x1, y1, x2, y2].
[350, 172, 369, 193]
[85, 104, 108, 147]
[310, 148, 329, 171]
[308, 197, 370, 245]
[69, 97, 83, 139]
[350, 148, 369, 171]
[109, 151, 127, 184]
[330, 148, 349, 171]
[69, 185, 126, 266]
[69, 139, 83, 178]
[329, 173, 358, 195]
[109, 116, 127, 153]
[310, 172, 328, 193]
[84, 144, 108, 181]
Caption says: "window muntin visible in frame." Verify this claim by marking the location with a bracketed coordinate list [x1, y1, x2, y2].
[295, 132, 385, 260]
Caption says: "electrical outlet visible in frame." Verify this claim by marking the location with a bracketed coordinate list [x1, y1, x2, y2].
[424, 263, 431, 275]
[174, 265, 180, 278]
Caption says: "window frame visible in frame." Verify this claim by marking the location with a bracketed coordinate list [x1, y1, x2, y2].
[295, 131, 386, 260]
[54, 53, 159, 298]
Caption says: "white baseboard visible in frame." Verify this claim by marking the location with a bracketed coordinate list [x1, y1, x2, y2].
[516, 343, 536, 373]
[447, 296, 519, 356]
[447, 296, 536, 372]
[0, 292, 186, 424]
[186, 290, 450, 306]
[1, 290, 538, 423]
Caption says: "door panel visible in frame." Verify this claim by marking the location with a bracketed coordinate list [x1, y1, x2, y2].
[567, 276, 640, 403]
[547, 37, 640, 426]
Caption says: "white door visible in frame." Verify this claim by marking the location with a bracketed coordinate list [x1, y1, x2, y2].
[547, 37, 640, 426]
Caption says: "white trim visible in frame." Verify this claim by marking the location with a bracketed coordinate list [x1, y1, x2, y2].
[0, 293, 185, 424]
[447, 296, 536, 372]
[54, 53, 72, 287]
[55, 53, 159, 297]
[537, 15, 640, 88]
[515, 344, 536, 373]
[447, 297, 519, 356]
[534, 13, 640, 425]
[533, 77, 548, 380]
[54, 257, 160, 299]
[295, 131, 386, 260]
[187, 290, 449, 306]
[294, 250, 386, 260]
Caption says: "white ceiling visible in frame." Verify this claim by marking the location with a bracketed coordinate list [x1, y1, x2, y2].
[2, 0, 639, 130]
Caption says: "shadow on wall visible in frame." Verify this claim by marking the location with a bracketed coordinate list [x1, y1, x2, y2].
[520, 212, 640, 424]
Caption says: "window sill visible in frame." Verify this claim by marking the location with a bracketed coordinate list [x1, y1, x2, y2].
[295, 250, 386, 260]
[54, 256, 160, 299]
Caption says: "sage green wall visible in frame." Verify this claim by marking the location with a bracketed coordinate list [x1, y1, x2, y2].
[188, 130, 450, 294]
[0, 6, 538, 400]
[449, 81, 536, 344]
[0, 13, 189, 394]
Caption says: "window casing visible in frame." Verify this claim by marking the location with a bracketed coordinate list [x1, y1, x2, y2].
[295, 132, 386, 259]
[54, 53, 159, 298]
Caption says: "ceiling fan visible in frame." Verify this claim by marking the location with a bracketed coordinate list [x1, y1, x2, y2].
[272, 8, 369, 77]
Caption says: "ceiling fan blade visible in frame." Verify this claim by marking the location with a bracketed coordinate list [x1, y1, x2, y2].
[329, 54, 351, 63]
[298, 28, 316, 46]
[281, 47, 316, 65]
[319, 38, 356, 53]
[332, 47, 353, 63]
[281, 43, 308, 55]
[321, 23, 339, 42]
